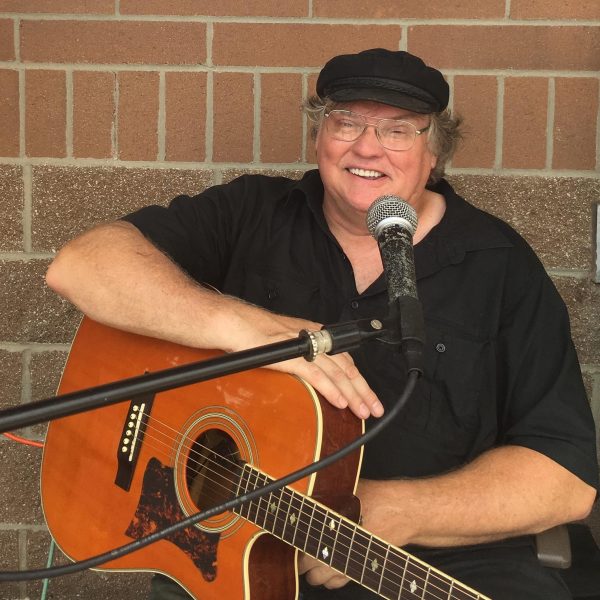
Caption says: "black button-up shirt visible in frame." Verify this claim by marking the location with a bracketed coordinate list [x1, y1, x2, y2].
[123, 170, 598, 490]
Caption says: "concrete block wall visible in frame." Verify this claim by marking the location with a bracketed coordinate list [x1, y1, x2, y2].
[0, 1, 598, 598]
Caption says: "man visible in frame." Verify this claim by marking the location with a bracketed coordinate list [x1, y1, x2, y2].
[46, 48, 598, 599]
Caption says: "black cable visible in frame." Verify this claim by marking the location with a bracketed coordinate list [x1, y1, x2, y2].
[0, 371, 418, 582]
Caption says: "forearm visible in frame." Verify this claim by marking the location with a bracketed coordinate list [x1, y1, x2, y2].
[358, 445, 596, 548]
[46, 221, 383, 419]
[46, 221, 313, 351]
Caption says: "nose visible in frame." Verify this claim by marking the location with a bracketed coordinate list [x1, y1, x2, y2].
[351, 124, 384, 156]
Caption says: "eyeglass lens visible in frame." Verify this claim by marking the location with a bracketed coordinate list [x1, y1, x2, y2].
[325, 110, 421, 151]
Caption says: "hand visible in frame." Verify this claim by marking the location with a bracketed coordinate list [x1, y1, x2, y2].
[298, 553, 350, 590]
[225, 308, 384, 421]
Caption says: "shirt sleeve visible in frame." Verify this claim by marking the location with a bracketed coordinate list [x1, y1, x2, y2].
[497, 250, 598, 491]
[119, 178, 253, 288]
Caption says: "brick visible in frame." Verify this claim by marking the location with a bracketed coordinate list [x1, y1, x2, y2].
[315, 0, 504, 18]
[0, 350, 22, 409]
[552, 276, 599, 365]
[25, 69, 66, 158]
[448, 175, 597, 272]
[503, 78, 548, 169]
[117, 71, 159, 161]
[31, 166, 215, 252]
[213, 72, 254, 163]
[73, 71, 115, 159]
[553, 78, 598, 171]
[165, 72, 206, 162]
[0, 0, 114, 12]
[0, 69, 19, 156]
[29, 350, 68, 438]
[261, 73, 303, 163]
[121, 0, 305, 17]
[0, 165, 23, 251]
[213, 24, 401, 67]
[0, 442, 44, 524]
[451, 76, 497, 168]
[0, 530, 20, 599]
[511, 0, 600, 20]
[0, 259, 79, 343]
[408, 26, 600, 71]
[0, 18, 14, 61]
[21, 20, 206, 65]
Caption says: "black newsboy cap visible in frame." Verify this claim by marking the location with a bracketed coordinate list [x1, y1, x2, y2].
[316, 48, 449, 113]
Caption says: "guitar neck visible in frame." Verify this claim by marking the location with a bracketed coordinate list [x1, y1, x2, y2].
[234, 464, 489, 600]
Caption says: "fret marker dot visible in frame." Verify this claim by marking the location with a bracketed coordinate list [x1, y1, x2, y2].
[270, 502, 277, 513]
[321, 547, 329, 560]
[289, 514, 297, 525]
[329, 518, 336, 531]
[410, 580, 418, 593]
[371, 558, 379, 572]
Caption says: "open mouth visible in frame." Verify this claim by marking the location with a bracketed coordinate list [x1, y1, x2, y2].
[347, 167, 385, 180]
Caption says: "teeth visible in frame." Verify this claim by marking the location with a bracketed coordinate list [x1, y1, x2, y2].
[348, 168, 384, 178]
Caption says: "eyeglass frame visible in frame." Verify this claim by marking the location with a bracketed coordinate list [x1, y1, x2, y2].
[322, 109, 431, 151]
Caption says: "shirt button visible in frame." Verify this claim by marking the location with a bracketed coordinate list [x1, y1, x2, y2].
[351, 300, 359, 309]
[436, 343, 446, 353]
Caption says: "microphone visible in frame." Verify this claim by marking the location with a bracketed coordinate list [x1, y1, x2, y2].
[366, 195, 425, 374]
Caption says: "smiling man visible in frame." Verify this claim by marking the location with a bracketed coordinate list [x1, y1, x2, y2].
[46, 49, 598, 600]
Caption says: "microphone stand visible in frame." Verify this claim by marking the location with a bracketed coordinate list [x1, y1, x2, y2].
[0, 318, 389, 434]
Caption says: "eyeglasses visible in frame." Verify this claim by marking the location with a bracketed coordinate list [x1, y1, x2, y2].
[323, 109, 430, 151]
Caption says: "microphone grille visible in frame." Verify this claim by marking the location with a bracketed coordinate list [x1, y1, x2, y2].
[366, 195, 418, 237]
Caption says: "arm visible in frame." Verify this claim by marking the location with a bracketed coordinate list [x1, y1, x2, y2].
[300, 445, 596, 588]
[46, 221, 383, 420]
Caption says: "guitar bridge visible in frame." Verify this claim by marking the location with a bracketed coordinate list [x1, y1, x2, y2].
[115, 392, 154, 491]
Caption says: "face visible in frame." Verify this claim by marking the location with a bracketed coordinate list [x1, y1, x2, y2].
[315, 100, 437, 231]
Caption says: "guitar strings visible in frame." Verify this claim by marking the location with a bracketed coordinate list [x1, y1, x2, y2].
[140, 413, 481, 600]
[127, 412, 482, 600]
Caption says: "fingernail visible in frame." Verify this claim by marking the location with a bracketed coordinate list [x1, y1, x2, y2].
[359, 403, 370, 419]
[372, 401, 384, 417]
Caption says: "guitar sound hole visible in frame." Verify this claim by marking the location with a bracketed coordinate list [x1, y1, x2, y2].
[186, 429, 243, 512]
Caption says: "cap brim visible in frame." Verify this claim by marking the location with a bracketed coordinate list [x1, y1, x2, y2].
[329, 87, 435, 114]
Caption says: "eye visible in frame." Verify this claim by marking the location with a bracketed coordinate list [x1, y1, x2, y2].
[384, 123, 412, 138]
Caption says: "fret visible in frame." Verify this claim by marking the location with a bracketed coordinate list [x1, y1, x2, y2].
[420, 567, 430, 600]
[290, 493, 305, 547]
[346, 528, 371, 583]
[315, 508, 338, 567]
[343, 522, 358, 575]
[229, 465, 488, 600]
[302, 501, 318, 555]
[244, 469, 263, 524]
[377, 543, 391, 596]
[401, 555, 431, 600]
[269, 486, 286, 539]
[281, 489, 304, 546]
[329, 518, 353, 574]
[312, 506, 329, 564]
[234, 464, 253, 521]
[360, 536, 388, 592]
[278, 487, 295, 543]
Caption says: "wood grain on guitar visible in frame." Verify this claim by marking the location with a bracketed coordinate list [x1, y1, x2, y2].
[40, 317, 490, 600]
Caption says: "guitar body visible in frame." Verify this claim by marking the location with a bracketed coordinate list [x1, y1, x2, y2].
[41, 318, 362, 599]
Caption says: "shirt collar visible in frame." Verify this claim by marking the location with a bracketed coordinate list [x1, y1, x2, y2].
[290, 171, 513, 284]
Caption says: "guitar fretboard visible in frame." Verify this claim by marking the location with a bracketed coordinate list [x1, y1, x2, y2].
[233, 464, 489, 600]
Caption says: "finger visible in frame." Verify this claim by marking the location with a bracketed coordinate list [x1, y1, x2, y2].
[305, 354, 383, 419]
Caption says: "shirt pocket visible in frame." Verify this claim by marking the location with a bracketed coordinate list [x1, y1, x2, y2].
[420, 322, 490, 459]
[238, 264, 321, 320]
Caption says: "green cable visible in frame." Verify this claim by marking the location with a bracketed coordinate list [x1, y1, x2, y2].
[39, 537, 56, 600]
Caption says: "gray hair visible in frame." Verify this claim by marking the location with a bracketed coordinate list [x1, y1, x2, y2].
[303, 95, 463, 185]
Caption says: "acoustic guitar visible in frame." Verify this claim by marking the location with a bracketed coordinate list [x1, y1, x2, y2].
[41, 317, 490, 599]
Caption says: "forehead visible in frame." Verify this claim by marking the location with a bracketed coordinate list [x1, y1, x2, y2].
[335, 100, 425, 121]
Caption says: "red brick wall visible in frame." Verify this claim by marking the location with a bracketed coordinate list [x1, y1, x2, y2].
[0, 2, 599, 598]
